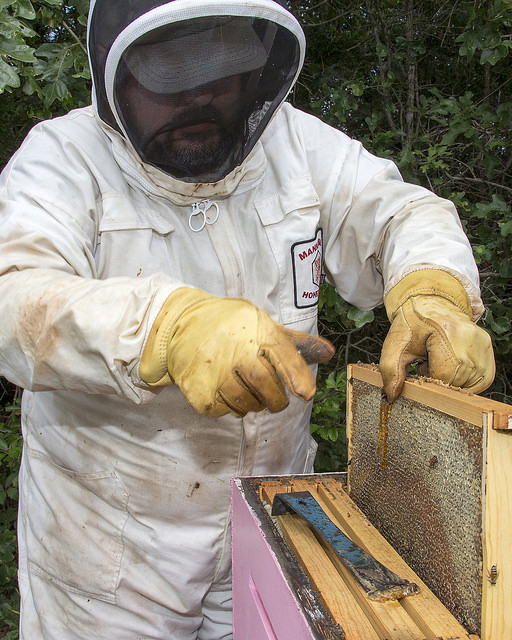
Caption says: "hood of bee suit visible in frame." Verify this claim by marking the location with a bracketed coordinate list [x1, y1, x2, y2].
[87, 0, 306, 184]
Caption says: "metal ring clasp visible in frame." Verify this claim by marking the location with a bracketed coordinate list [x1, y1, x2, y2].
[189, 200, 220, 232]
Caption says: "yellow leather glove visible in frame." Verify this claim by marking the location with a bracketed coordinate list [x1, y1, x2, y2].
[380, 270, 495, 402]
[139, 288, 335, 417]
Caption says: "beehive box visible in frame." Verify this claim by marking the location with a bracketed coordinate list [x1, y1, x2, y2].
[347, 363, 512, 639]
[232, 473, 479, 639]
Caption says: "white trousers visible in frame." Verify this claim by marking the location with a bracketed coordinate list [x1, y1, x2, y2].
[17, 449, 235, 640]
[19, 565, 233, 639]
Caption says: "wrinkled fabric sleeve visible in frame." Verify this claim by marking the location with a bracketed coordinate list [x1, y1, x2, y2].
[0, 121, 180, 403]
[301, 117, 483, 319]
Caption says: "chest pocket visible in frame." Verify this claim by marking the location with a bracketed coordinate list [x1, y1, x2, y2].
[96, 193, 175, 279]
[255, 175, 323, 328]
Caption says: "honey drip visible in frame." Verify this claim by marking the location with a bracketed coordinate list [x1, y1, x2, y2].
[378, 397, 393, 468]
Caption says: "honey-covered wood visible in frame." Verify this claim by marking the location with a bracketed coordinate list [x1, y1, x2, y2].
[232, 474, 478, 640]
[346, 363, 512, 640]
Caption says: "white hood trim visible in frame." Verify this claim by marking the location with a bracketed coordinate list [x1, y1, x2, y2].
[103, 0, 305, 139]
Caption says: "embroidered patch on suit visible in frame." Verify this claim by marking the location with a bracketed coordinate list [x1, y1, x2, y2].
[291, 228, 324, 308]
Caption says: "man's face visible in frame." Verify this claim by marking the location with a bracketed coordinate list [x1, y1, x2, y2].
[119, 73, 245, 180]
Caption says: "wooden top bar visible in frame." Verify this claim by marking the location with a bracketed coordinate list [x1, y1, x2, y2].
[349, 363, 512, 430]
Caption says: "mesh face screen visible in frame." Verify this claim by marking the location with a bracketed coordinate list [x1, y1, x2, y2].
[88, 0, 302, 182]
[112, 17, 300, 181]
[348, 377, 484, 635]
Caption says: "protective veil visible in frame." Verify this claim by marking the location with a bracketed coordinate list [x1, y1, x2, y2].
[88, 0, 305, 181]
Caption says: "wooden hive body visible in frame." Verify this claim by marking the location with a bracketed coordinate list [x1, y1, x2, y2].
[232, 474, 479, 639]
[347, 363, 512, 639]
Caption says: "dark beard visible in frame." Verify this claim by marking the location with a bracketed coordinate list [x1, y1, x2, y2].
[139, 105, 244, 181]
[144, 126, 242, 181]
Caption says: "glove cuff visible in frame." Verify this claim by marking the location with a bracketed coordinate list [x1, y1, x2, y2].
[139, 287, 213, 385]
[384, 269, 473, 322]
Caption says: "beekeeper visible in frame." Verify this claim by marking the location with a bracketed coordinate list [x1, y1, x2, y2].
[0, 0, 495, 638]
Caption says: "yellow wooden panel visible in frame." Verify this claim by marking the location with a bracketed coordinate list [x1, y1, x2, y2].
[481, 414, 512, 639]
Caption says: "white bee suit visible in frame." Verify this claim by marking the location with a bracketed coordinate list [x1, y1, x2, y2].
[0, 1, 483, 639]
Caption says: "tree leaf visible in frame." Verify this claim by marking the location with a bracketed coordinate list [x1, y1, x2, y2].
[13, 0, 35, 20]
[0, 37, 35, 61]
[347, 307, 375, 328]
[0, 55, 19, 89]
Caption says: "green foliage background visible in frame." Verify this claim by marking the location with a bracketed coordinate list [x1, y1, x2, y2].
[0, 1, 511, 636]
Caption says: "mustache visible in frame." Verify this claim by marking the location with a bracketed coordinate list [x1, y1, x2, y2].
[151, 105, 230, 139]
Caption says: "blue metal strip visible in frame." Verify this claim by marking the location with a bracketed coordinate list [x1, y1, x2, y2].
[271, 491, 418, 601]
